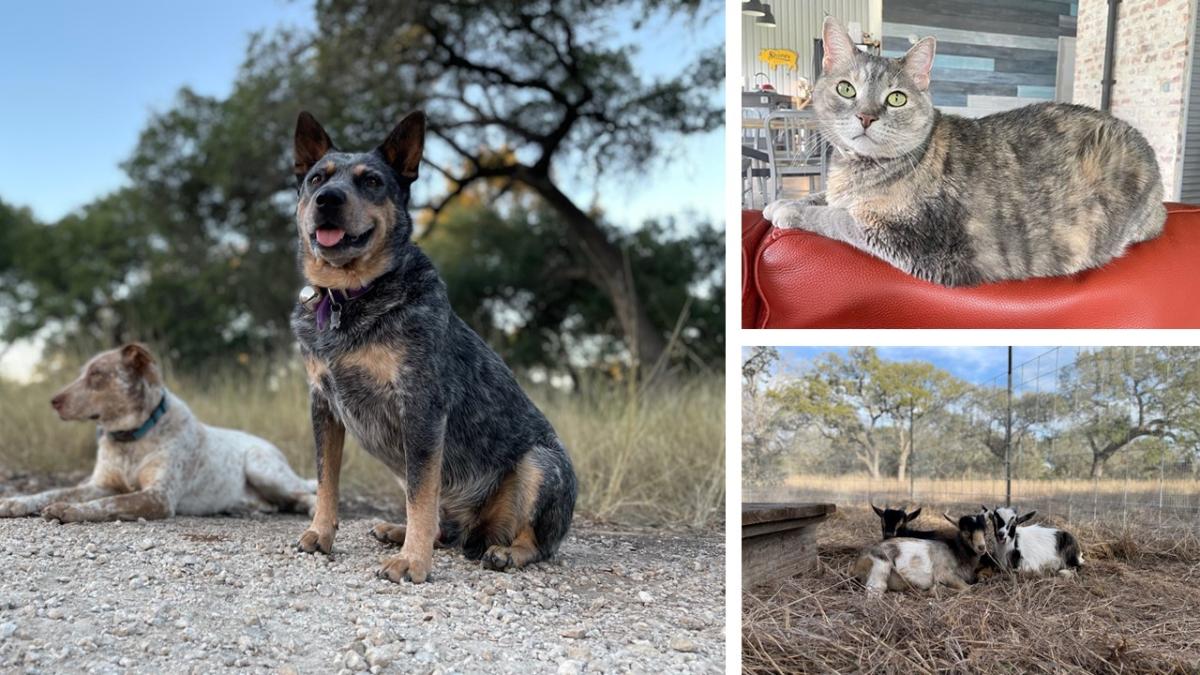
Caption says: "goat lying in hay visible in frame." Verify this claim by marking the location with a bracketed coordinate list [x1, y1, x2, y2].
[743, 507, 1200, 673]
[852, 512, 989, 595]
[987, 506, 1085, 576]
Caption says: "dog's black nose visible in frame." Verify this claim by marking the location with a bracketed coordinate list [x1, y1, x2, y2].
[314, 188, 346, 212]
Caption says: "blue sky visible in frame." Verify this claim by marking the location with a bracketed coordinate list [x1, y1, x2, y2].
[759, 347, 1078, 389]
[0, 2, 722, 228]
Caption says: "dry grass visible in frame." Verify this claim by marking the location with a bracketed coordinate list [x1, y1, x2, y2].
[780, 475, 1200, 501]
[0, 364, 723, 529]
[743, 506, 1200, 674]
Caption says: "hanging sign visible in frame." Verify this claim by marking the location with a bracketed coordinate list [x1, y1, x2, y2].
[759, 48, 798, 69]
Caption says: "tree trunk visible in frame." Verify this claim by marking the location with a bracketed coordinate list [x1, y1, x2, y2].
[524, 174, 668, 371]
[896, 424, 912, 482]
[896, 439, 909, 482]
[1090, 456, 1105, 480]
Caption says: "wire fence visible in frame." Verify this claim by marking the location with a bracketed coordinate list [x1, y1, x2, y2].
[745, 346, 1200, 532]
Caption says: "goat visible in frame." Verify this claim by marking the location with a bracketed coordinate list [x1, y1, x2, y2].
[987, 506, 1084, 576]
[871, 504, 942, 540]
[852, 512, 989, 595]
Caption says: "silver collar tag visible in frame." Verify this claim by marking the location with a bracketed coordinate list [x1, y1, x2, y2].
[328, 289, 342, 330]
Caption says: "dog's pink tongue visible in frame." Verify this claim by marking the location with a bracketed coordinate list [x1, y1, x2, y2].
[315, 228, 345, 247]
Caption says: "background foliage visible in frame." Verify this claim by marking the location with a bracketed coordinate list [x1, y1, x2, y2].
[0, 0, 724, 377]
[744, 347, 1200, 485]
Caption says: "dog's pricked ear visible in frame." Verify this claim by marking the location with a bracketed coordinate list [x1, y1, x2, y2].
[378, 111, 425, 182]
[294, 111, 335, 182]
[120, 343, 155, 374]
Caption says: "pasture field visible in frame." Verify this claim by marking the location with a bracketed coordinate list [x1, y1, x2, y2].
[743, 505, 1200, 674]
[0, 364, 724, 529]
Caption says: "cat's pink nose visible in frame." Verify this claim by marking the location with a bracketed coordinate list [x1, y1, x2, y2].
[856, 113, 877, 129]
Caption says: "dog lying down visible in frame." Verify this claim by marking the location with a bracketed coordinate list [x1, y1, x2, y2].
[0, 344, 315, 522]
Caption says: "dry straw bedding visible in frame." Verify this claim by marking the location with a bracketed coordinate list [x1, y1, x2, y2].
[743, 507, 1200, 674]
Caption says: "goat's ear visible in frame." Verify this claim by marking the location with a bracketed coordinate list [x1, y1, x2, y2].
[871, 503, 885, 518]
[1016, 511, 1037, 525]
[906, 507, 922, 522]
[980, 504, 989, 514]
[294, 111, 335, 183]
[943, 513, 957, 527]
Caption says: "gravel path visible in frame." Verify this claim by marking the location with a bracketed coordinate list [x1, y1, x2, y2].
[0, 506, 723, 674]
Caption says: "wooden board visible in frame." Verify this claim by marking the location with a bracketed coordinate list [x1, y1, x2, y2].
[742, 502, 836, 589]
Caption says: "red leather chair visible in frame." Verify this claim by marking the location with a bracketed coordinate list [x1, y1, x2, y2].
[743, 203, 1200, 328]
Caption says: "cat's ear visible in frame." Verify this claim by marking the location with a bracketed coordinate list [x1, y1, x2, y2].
[902, 37, 937, 91]
[821, 17, 858, 74]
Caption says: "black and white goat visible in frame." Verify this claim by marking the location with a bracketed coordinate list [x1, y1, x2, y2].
[871, 504, 942, 540]
[987, 506, 1084, 576]
[852, 512, 990, 595]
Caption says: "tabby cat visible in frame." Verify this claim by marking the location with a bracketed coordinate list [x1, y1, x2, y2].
[764, 18, 1166, 287]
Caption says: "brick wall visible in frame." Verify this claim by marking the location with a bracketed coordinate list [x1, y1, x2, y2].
[1074, 0, 1195, 199]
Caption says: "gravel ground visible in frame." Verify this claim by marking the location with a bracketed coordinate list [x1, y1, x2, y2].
[0, 481, 724, 674]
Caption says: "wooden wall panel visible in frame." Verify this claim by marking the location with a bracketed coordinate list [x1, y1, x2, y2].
[883, 0, 1078, 117]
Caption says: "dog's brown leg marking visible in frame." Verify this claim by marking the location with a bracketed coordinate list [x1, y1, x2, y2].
[43, 489, 171, 523]
[298, 413, 345, 555]
[338, 344, 403, 387]
[478, 453, 544, 547]
[377, 446, 441, 584]
[0, 483, 115, 518]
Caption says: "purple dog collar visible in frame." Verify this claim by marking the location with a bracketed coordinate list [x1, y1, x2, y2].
[302, 284, 372, 330]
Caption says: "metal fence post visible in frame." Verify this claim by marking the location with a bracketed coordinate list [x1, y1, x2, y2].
[1005, 346, 1013, 507]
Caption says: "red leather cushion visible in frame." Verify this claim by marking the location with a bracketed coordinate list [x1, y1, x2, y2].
[747, 203, 1200, 328]
[742, 211, 772, 328]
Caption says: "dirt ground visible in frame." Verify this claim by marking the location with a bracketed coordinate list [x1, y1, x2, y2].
[743, 506, 1200, 674]
[0, 475, 723, 674]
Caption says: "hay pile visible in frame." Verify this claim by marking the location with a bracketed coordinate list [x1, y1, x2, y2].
[743, 506, 1200, 674]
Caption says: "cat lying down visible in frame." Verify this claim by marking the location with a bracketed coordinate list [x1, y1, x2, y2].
[765, 18, 1166, 287]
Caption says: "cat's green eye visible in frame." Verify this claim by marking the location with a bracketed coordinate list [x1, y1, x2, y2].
[836, 81, 856, 98]
[886, 91, 908, 107]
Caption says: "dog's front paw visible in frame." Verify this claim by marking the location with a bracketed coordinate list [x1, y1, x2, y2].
[41, 502, 82, 523]
[296, 527, 335, 554]
[763, 200, 813, 229]
[376, 552, 432, 584]
[0, 498, 35, 518]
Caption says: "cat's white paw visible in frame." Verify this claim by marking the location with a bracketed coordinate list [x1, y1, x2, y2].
[764, 200, 811, 229]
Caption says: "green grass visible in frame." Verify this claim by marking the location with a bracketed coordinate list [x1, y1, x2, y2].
[0, 362, 723, 529]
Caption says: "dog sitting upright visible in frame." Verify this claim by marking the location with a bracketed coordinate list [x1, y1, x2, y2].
[0, 344, 316, 522]
[290, 111, 577, 583]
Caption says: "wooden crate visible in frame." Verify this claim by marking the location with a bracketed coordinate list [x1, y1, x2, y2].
[742, 502, 836, 589]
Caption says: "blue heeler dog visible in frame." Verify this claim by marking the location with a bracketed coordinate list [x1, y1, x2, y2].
[290, 111, 577, 583]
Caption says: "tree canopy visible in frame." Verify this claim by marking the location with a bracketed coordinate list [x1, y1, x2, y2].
[745, 347, 1200, 484]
